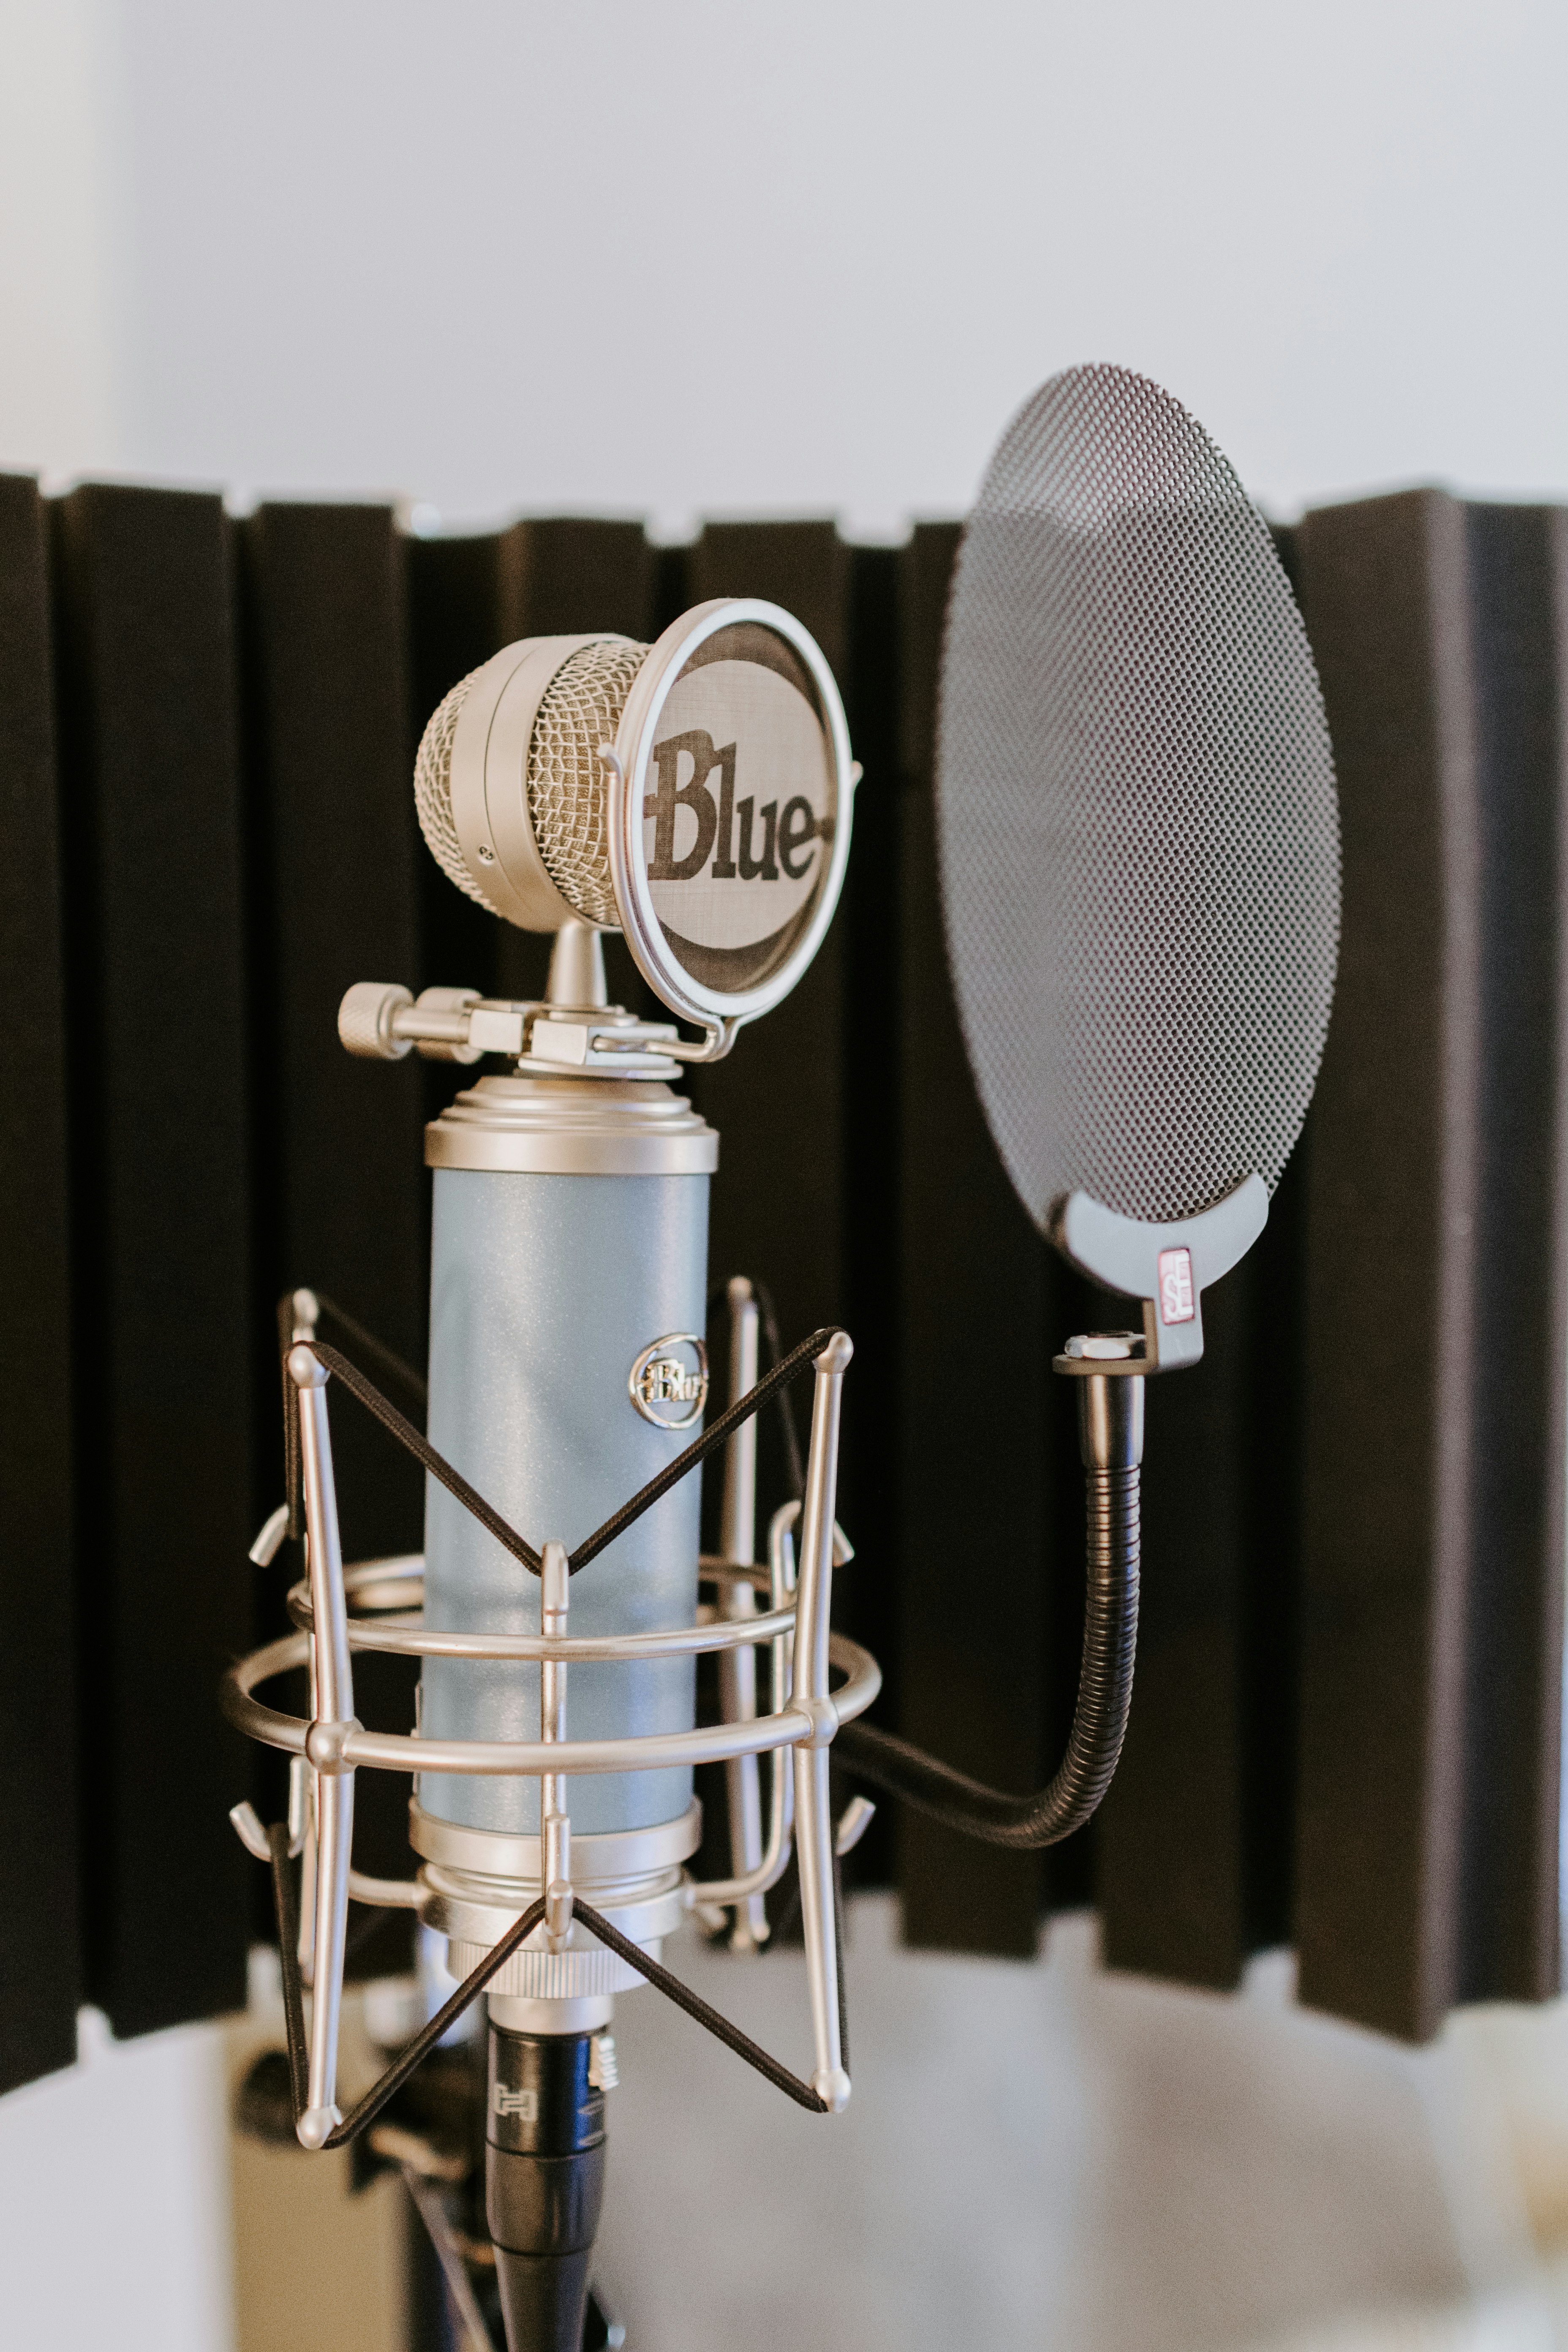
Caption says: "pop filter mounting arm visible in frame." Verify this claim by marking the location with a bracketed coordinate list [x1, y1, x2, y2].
[835, 1174, 1267, 1847]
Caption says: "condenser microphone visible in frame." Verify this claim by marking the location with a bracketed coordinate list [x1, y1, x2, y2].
[329, 598, 860, 2352]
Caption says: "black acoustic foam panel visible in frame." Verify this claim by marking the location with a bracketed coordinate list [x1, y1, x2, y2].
[495, 515, 657, 645]
[8, 469, 1563, 2053]
[1293, 489, 1566, 2036]
[892, 521, 1052, 1954]
[0, 476, 83, 2088]
[242, 500, 426, 1550]
[1235, 1136, 1310, 1962]
[1457, 501, 1567, 2006]
[1293, 488, 1478, 2039]
[241, 501, 426, 1949]
[52, 482, 252, 2036]
[407, 525, 512, 1009]
[833, 541, 904, 1890]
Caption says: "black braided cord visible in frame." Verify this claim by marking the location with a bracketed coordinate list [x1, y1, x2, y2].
[567, 1324, 841, 1569]
[572, 1902, 828, 2114]
[836, 1462, 1140, 1847]
[705, 1274, 807, 1500]
[267, 1821, 308, 2118]
[278, 1292, 428, 1541]
[310, 1293, 429, 1410]
[308, 1339, 543, 1574]
[288, 1325, 844, 1580]
[324, 1899, 548, 2150]
[260, 1854, 830, 2139]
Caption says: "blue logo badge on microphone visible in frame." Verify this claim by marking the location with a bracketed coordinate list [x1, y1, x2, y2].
[628, 1333, 710, 1430]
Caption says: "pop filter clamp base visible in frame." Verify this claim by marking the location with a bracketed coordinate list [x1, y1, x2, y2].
[1052, 1174, 1269, 1374]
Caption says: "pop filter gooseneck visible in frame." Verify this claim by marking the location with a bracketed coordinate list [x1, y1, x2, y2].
[838, 362, 1341, 1843]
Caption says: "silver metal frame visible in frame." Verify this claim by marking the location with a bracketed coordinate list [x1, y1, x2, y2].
[223, 1330, 877, 2142]
[718, 1281, 766, 1950]
[290, 1341, 357, 2148]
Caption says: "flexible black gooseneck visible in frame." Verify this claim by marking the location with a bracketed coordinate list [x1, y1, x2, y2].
[837, 1359, 1143, 1848]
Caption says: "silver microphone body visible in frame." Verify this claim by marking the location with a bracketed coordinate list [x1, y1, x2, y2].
[419, 1147, 708, 1838]
[409, 1063, 717, 2020]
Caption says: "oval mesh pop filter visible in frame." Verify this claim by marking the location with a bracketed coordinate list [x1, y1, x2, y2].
[938, 365, 1340, 1230]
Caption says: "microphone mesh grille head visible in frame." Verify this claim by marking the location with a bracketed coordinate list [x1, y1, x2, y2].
[412, 637, 651, 929]
[528, 637, 648, 926]
[414, 671, 503, 915]
[938, 363, 1340, 1230]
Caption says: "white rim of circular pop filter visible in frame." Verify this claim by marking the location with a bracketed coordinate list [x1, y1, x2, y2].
[608, 597, 855, 1031]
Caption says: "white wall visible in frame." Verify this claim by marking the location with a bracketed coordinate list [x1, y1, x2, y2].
[5, 0, 1567, 529]
[0, 2009, 235, 2349]
[0, 0, 124, 481]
